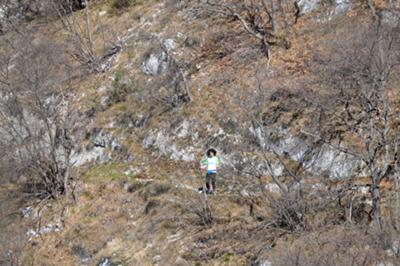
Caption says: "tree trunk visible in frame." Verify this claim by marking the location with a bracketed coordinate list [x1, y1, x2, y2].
[269, 0, 277, 32]
[367, 0, 377, 18]
[279, 0, 289, 35]
[371, 179, 382, 229]
[63, 165, 70, 199]
[84, 0, 93, 53]
[261, 0, 276, 32]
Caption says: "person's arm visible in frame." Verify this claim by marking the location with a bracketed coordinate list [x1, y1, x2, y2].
[200, 158, 208, 170]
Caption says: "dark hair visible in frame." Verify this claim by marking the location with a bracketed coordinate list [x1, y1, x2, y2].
[206, 148, 217, 157]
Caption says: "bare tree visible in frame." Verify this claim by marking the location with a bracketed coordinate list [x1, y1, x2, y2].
[199, 0, 292, 58]
[52, 0, 100, 71]
[309, 19, 400, 229]
[51, 0, 121, 73]
[145, 48, 192, 112]
[0, 31, 80, 199]
[229, 66, 323, 231]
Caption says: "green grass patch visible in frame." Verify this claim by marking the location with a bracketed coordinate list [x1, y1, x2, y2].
[222, 252, 235, 262]
[82, 190, 94, 200]
[106, 68, 140, 106]
[0, 181, 19, 191]
[82, 163, 133, 182]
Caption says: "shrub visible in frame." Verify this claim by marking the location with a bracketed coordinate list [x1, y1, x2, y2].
[108, 69, 137, 104]
[111, 0, 136, 10]
[139, 182, 172, 201]
[179, 191, 213, 227]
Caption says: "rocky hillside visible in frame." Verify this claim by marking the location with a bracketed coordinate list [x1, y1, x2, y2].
[1, 0, 400, 265]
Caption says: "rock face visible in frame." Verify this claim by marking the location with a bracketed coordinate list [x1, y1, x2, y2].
[72, 129, 128, 166]
[0, 6, 5, 19]
[296, 0, 352, 16]
[163, 39, 176, 51]
[72, 245, 91, 263]
[335, 0, 351, 11]
[142, 52, 169, 76]
[72, 146, 107, 166]
[143, 129, 196, 162]
[297, 0, 321, 15]
[260, 260, 272, 266]
[308, 144, 358, 179]
[250, 127, 361, 179]
[143, 118, 362, 180]
[381, 11, 400, 27]
[26, 223, 62, 242]
[116, 112, 149, 129]
[21, 206, 33, 218]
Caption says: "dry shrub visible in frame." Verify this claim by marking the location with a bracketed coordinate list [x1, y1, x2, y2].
[111, 0, 137, 10]
[269, 225, 399, 266]
[107, 69, 138, 105]
[179, 190, 213, 227]
[139, 182, 171, 201]
[263, 185, 346, 233]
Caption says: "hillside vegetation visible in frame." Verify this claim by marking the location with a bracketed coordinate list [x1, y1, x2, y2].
[1, 0, 400, 265]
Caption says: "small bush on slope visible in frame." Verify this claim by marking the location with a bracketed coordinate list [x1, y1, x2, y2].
[111, 0, 137, 10]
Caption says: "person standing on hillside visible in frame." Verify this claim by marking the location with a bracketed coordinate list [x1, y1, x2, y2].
[200, 148, 220, 194]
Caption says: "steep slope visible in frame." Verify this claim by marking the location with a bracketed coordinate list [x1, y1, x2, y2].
[1, 0, 400, 265]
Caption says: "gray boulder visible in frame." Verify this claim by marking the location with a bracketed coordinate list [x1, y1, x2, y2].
[296, 0, 321, 15]
[141, 51, 169, 76]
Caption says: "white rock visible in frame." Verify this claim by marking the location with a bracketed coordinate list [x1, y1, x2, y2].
[249, 126, 264, 147]
[100, 95, 110, 107]
[124, 166, 140, 176]
[163, 39, 176, 51]
[0, 6, 5, 19]
[177, 32, 186, 39]
[334, 0, 351, 14]
[142, 54, 160, 75]
[153, 255, 162, 263]
[271, 162, 284, 176]
[71, 146, 105, 166]
[40, 224, 54, 234]
[98, 85, 107, 94]
[364, 199, 373, 206]
[26, 228, 38, 239]
[144, 130, 195, 162]
[358, 186, 369, 195]
[376, 262, 394, 266]
[177, 120, 190, 138]
[240, 189, 250, 197]
[276, 133, 308, 161]
[260, 260, 272, 266]
[167, 233, 181, 243]
[297, 0, 320, 14]
[309, 183, 327, 194]
[381, 11, 400, 28]
[141, 51, 169, 76]
[265, 183, 282, 194]
[22, 206, 33, 218]
[391, 240, 400, 255]
[98, 257, 111, 266]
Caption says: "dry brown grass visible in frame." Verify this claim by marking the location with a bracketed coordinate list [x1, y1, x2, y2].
[3, 0, 400, 265]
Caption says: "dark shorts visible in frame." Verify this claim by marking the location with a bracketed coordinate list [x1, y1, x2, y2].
[206, 173, 217, 183]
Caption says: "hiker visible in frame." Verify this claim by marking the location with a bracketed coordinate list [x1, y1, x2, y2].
[200, 148, 220, 194]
